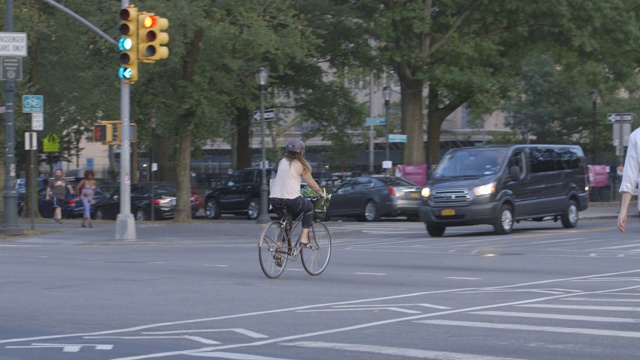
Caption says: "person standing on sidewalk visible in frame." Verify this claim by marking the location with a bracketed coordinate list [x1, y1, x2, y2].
[617, 128, 640, 232]
[76, 169, 97, 228]
[45, 169, 74, 224]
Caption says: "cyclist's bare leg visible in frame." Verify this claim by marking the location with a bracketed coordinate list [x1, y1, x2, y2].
[300, 225, 313, 246]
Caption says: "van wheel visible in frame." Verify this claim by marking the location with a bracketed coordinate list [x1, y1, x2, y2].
[561, 199, 579, 228]
[426, 224, 445, 237]
[494, 204, 513, 235]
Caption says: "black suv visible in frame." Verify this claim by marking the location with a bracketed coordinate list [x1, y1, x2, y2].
[204, 167, 273, 220]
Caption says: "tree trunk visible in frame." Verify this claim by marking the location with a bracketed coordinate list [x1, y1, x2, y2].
[156, 135, 174, 182]
[398, 75, 426, 165]
[174, 120, 193, 223]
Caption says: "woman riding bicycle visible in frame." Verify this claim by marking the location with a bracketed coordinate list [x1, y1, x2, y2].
[269, 139, 326, 246]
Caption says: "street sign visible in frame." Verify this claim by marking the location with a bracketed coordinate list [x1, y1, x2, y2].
[253, 109, 276, 122]
[31, 113, 43, 131]
[607, 112, 634, 123]
[22, 95, 44, 113]
[43, 133, 60, 153]
[388, 134, 407, 142]
[24, 132, 37, 150]
[365, 117, 386, 126]
[0, 57, 21, 80]
[0, 32, 28, 57]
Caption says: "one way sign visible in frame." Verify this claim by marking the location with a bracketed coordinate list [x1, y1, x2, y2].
[253, 109, 276, 122]
[607, 112, 634, 123]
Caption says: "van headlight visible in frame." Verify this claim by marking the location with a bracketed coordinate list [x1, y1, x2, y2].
[421, 187, 431, 197]
[473, 182, 496, 196]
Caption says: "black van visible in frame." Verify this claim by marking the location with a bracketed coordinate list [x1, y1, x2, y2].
[419, 145, 589, 236]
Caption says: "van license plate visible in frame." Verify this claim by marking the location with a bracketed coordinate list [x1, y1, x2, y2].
[441, 209, 455, 216]
[410, 193, 419, 198]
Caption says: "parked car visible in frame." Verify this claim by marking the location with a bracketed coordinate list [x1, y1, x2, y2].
[204, 167, 275, 220]
[419, 144, 589, 237]
[326, 175, 423, 222]
[35, 187, 109, 219]
[93, 182, 199, 221]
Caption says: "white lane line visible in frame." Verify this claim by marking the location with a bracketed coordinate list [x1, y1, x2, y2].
[281, 341, 527, 360]
[332, 303, 451, 310]
[111, 284, 640, 360]
[447, 277, 483, 280]
[470, 310, 640, 323]
[354, 272, 386, 276]
[85, 336, 220, 345]
[203, 265, 228, 267]
[517, 304, 640, 311]
[586, 243, 640, 251]
[416, 319, 640, 338]
[141, 329, 268, 339]
[189, 352, 291, 359]
[561, 297, 640, 302]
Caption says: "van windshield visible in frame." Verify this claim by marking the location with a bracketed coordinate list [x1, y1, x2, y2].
[435, 148, 508, 178]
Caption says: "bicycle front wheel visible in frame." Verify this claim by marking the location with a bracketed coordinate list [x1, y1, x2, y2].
[259, 221, 288, 279]
[301, 221, 331, 276]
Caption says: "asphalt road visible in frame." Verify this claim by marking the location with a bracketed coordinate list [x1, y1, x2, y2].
[0, 216, 639, 360]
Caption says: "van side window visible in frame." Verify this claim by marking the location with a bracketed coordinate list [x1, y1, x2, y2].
[530, 148, 558, 173]
[508, 151, 525, 178]
[557, 148, 581, 170]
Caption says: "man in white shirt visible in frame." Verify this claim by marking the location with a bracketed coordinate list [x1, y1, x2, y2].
[618, 128, 640, 232]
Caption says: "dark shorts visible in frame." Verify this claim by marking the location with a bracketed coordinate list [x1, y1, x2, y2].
[52, 197, 64, 209]
[270, 196, 313, 228]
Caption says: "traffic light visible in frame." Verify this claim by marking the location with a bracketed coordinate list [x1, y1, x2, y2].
[118, 5, 138, 84]
[138, 13, 169, 63]
[93, 123, 113, 145]
[116, 123, 137, 143]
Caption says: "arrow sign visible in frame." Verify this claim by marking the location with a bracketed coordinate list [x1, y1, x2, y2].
[253, 109, 276, 122]
[607, 113, 634, 123]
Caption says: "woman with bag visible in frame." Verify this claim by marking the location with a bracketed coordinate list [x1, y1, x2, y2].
[76, 170, 97, 228]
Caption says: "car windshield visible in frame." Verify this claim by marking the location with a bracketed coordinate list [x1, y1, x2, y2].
[435, 148, 508, 178]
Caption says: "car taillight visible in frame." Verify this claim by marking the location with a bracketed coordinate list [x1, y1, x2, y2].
[154, 198, 171, 205]
[153, 199, 160, 205]
[67, 199, 76, 206]
[388, 187, 397, 196]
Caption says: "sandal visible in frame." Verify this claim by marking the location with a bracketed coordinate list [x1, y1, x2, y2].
[299, 239, 313, 249]
[274, 242, 284, 267]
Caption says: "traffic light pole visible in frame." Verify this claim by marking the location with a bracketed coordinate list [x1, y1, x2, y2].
[115, 0, 136, 241]
[0, 0, 22, 235]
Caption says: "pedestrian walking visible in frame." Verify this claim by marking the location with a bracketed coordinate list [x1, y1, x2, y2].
[617, 128, 640, 232]
[76, 169, 97, 228]
[45, 169, 74, 224]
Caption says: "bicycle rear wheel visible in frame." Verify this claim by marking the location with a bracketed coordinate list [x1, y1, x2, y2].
[259, 221, 288, 279]
[301, 221, 331, 276]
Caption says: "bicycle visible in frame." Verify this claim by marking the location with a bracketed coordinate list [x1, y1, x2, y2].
[258, 196, 332, 279]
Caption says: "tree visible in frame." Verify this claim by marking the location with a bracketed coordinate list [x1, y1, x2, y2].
[308, 0, 640, 167]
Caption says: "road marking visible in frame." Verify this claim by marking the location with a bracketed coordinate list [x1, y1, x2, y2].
[447, 277, 483, 280]
[517, 304, 640, 311]
[281, 341, 527, 360]
[470, 310, 640, 323]
[203, 264, 228, 267]
[188, 351, 291, 359]
[110, 284, 640, 360]
[354, 272, 386, 276]
[561, 297, 640, 302]
[298, 306, 422, 314]
[142, 329, 268, 338]
[5, 270, 640, 359]
[415, 319, 640, 338]
[86, 335, 220, 345]
[586, 243, 640, 250]
[5, 343, 113, 352]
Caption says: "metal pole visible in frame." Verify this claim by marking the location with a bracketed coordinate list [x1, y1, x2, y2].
[30, 147, 35, 230]
[591, 90, 598, 163]
[257, 80, 270, 224]
[1, 0, 22, 235]
[150, 109, 156, 221]
[368, 70, 374, 173]
[114, 0, 135, 240]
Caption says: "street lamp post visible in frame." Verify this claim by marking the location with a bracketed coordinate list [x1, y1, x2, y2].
[591, 90, 598, 163]
[256, 68, 270, 224]
[382, 85, 391, 175]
